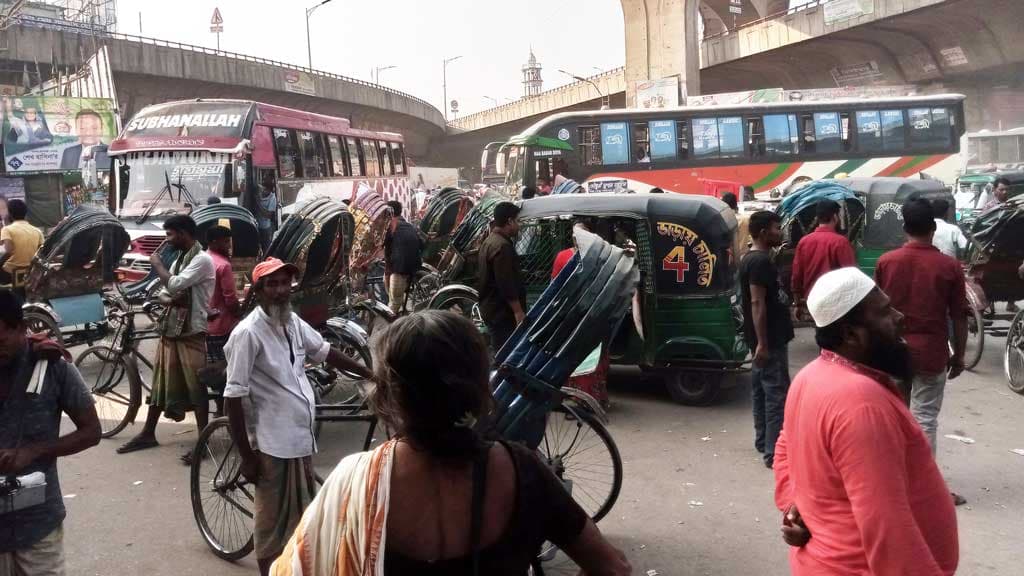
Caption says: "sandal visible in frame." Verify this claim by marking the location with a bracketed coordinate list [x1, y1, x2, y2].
[116, 436, 159, 454]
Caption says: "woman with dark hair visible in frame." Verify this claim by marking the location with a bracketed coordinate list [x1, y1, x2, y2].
[272, 310, 631, 576]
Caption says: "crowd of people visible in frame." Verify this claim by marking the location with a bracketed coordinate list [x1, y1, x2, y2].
[0, 183, 994, 575]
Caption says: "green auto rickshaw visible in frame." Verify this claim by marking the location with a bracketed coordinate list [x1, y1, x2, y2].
[954, 170, 1024, 221]
[432, 193, 747, 405]
[833, 177, 955, 278]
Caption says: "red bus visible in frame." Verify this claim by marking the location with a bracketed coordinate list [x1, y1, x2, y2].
[109, 99, 410, 275]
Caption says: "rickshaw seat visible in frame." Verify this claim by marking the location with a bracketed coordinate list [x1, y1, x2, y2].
[48, 293, 105, 328]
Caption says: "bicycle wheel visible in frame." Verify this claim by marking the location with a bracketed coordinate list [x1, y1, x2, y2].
[76, 345, 140, 438]
[25, 310, 62, 343]
[190, 417, 254, 561]
[539, 403, 622, 523]
[964, 306, 985, 371]
[320, 328, 373, 409]
[1004, 310, 1024, 394]
[431, 291, 487, 335]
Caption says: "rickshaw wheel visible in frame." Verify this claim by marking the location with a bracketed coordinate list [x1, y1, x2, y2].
[664, 369, 722, 406]
[25, 310, 62, 343]
[964, 306, 985, 371]
[1003, 311, 1024, 395]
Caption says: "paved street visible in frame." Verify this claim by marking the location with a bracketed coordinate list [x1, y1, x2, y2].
[59, 326, 1024, 575]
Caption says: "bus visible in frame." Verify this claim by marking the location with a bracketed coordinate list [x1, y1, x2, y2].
[966, 128, 1024, 170]
[499, 94, 967, 196]
[480, 141, 507, 187]
[109, 99, 409, 275]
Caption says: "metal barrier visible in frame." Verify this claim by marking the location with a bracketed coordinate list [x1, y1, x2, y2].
[10, 14, 444, 120]
[702, 0, 832, 41]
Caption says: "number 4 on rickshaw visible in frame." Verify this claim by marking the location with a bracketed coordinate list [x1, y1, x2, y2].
[662, 246, 689, 283]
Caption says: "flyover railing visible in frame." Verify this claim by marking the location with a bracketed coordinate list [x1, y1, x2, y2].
[702, 0, 832, 41]
[9, 14, 444, 120]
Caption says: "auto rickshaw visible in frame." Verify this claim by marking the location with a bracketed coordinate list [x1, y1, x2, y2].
[432, 193, 746, 405]
[954, 170, 1024, 220]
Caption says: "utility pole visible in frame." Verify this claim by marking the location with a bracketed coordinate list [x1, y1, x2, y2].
[305, 0, 335, 69]
[559, 69, 609, 110]
[442, 55, 462, 122]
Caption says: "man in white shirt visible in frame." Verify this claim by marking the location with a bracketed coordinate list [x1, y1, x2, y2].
[221, 257, 373, 575]
[118, 215, 215, 458]
[931, 198, 968, 260]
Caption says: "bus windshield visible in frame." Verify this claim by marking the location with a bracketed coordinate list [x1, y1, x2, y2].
[118, 151, 230, 218]
[505, 146, 525, 189]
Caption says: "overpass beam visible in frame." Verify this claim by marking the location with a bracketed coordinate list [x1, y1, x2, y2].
[621, 0, 701, 105]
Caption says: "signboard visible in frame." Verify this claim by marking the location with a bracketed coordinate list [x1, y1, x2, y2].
[784, 85, 916, 101]
[830, 61, 884, 86]
[686, 88, 783, 107]
[283, 70, 316, 96]
[823, 0, 874, 25]
[2, 96, 118, 173]
[634, 77, 679, 109]
[0, 85, 20, 97]
[940, 46, 969, 67]
[586, 179, 629, 194]
[600, 122, 629, 165]
[652, 220, 719, 294]
[210, 8, 223, 33]
[729, 5, 742, 14]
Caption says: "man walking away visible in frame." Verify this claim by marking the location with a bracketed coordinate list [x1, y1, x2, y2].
[478, 202, 526, 352]
[117, 215, 215, 458]
[774, 267, 958, 575]
[0, 289, 101, 576]
[383, 201, 423, 314]
[0, 200, 43, 297]
[789, 199, 856, 314]
[205, 226, 241, 366]
[931, 198, 967, 260]
[874, 198, 968, 503]
[739, 211, 793, 468]
[222, 258, 374, 576]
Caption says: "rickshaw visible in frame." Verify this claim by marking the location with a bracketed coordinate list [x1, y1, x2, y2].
[22, 205, 131, 346]
[417, 186, 475, 266]
[967, 198, 1024, 392]
[434, 193, 746, 405]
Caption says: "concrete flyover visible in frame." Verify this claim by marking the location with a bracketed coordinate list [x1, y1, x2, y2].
[0, 17, 446, 156]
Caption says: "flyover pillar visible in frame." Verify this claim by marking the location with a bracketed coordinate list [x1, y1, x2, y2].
[620, 0, 701, 106]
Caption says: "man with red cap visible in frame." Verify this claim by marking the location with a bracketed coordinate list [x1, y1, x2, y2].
[221, 257, 374, 575]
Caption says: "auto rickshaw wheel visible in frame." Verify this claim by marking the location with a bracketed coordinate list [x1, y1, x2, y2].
[664, 369, 722, 406]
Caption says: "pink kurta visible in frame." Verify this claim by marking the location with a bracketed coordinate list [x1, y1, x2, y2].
[774, 351, 958, 575]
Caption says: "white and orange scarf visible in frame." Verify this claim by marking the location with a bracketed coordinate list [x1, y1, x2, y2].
[272, 440, 397, 576]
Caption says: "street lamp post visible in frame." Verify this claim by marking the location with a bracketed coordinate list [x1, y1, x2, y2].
[443, 55, 462, 122]
[559, 69, 610, 110]
[305, 0, 335, 69]
[373, 65, 396, 84]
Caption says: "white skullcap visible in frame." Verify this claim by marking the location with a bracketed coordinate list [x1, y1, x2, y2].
[806, 267, 876, 328]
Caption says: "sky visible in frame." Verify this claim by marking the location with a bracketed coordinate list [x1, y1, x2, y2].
[115, 0, 627, 117]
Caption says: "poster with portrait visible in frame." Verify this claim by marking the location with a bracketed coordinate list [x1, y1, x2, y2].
[2, 96, 118, 173]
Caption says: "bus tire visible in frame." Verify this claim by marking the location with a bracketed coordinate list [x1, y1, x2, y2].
[664, 369, 721, 406]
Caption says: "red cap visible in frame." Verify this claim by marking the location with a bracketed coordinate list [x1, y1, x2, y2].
[252, 257, 299, 284]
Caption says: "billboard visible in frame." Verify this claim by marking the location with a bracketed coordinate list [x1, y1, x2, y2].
[686, 88, 784, 107]
[635, 77, 680, 109]
[2, 96, 118, 173]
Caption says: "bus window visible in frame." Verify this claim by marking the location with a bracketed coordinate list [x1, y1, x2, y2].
[813, 113, 841, 154]
[693, 117, 743, 159]
[632, 122, 650, 163]
[676, 120, 690, 159]
[693, 118, 720, 159]
[747, 117, 765, 157]
[273, 128, 301, 179]
[910, 107, 952, 149]
[578, 126, 602, 166]
[840, 113, 852, 151]
[763, 114, 798, 156]
[297, 131, 323, 178]
[719, 117, 744, 158]
[346, 137, 363, 177]
[378, 141, 394, 175]
[600, 122, 630, 165]
[649, 120, 676, 161]
[390, 142, 405, 174]
[361, 139, 380, 177]
[881, 110, 905, 151]
[799, 114, 815, 153]
[856, 111, 883, 152]
[327, 136, 346, 176]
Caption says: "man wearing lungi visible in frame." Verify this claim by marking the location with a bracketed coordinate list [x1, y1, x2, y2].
[117, 215, 215, 458]
[222, 257, 374, 575]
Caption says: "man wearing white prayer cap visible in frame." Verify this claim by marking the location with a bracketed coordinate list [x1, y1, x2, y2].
[771, 267, 959, 576]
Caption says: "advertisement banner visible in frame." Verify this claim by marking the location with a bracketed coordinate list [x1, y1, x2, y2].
[635, 77, 679, 109]
[784, 85, 916, 102]
[600, 122, 629, 165]
[3, 96, 118, 173]
[823, 0, 874, 25]
[649, 120, 677, 160]
[283, 70, 316, 96]
[686, 88, 783, 107]
[830, 61, 884, 86]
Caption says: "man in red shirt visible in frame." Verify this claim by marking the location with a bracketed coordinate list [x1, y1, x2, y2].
[874, 199, 967, 450]
[205, 226, 241, 366]
[774, 267, 958, 576]
[790, 199, 856, 312]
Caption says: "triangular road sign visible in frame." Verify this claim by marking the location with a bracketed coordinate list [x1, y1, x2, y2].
[211, 8, 224, 25]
